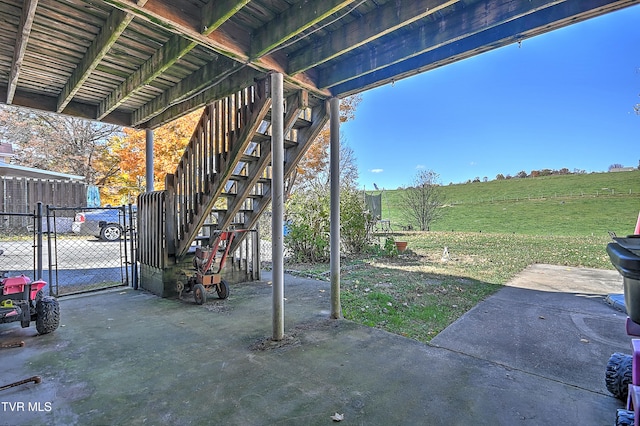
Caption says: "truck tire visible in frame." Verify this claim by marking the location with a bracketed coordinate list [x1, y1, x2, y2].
[100, 224, 122, 241]
[35, 296, 60, 334]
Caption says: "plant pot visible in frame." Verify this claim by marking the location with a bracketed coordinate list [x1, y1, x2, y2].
[395, 241, 408, 253]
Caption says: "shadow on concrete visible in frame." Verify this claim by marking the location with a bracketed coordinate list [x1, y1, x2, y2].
[0, 264, 629, 425]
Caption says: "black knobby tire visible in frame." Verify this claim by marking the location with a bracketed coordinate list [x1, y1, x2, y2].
[606, 352, 633, 400]
[217, 280, 230, 299]
[194, 284, 207, 305]
[35, 296, 60, 335]
[616, 409, 635, 426]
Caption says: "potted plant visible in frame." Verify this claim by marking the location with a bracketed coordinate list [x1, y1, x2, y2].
[394, 240, 408, 253]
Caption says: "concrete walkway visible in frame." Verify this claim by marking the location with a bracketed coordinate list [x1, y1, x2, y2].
[0, 264, 630, 425]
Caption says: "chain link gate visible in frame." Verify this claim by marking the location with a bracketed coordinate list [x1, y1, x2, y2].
[46, 205, 137, 296]
[0, 209, 41, 283]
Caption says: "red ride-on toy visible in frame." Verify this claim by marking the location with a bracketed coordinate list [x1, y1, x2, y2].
[1, 266, 60, 335]
[178, 230, 251, 305]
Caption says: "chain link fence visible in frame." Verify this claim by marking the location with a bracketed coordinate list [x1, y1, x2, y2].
[0, 211, 38, 281]
[0, 204, 137, 297]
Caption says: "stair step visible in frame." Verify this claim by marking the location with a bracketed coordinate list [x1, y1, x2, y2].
[228, 175, 271, 184]
[252, 132, 297, 148]
[240, 153, 260, 162]
[221, 193, 265, 199]
[211, 209, 253, 214]
[264, 111, 312, 129]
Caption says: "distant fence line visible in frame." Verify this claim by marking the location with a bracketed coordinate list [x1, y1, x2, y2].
[1, 176, 86, 215]
[445, 189, 639, 206]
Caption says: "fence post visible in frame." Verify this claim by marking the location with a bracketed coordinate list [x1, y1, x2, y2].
[36, 202, 43, 280]
[129, 203, 138, 290]
[46, 205, 54, 296]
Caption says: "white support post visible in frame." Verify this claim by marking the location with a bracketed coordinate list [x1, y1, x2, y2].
[271, 72, 285, 340]
[329, 97, 342, 319]
[145, 129, 154, 192]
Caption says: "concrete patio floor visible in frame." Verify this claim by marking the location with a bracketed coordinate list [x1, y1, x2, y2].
[0, 264, 630, 425]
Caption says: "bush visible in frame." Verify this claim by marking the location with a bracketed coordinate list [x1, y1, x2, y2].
[284, 187, 374, 262]
[341, 188, 374, 254]
[285, 190, 330, 262]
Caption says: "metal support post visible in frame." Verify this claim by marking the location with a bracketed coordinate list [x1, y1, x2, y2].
[329, 97, 342, 319]
[271, 72, 285, 340]
[145, 129, 154, 192]
[36, 202, 43, 280]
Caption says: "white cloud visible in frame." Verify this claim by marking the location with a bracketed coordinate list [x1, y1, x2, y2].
[369, 168, 384, 173]
[415, 164, 425, 169]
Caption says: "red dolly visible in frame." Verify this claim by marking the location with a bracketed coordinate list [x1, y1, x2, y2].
[179, 230, 251, 305]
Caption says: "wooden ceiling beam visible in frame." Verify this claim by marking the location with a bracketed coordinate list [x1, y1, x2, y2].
[329, 0, 638, 97]
[57, 8, 135, 113]
[201, 0, 251, 35]
[142, 66, 262, 129]
[98, 0, 328, 126]
[287, 0, 457, 75]
[249, 0, 354, 59]
[96, 35, 196, 120]
[131, 56, 240, 126]
[7, 0, 38, 104]
[1, 85, 131, 127]
[101, 0, 250, 61]
[319, 0, 568, 89]
[96, 0, 248, 120]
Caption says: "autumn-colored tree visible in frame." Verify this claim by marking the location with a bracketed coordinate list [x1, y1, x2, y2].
[97, 109, 203, 205]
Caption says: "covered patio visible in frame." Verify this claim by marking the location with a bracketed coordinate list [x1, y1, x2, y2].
[0, 265, 629, 424]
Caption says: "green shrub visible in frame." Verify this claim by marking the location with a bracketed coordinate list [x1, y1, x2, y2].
[284, 187, 375, 262]
[285, 190, 330, 262]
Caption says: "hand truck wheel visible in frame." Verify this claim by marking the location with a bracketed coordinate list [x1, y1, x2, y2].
[194, 283, 207, 305]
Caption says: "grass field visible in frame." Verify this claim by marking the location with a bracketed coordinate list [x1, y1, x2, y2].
[372, 170, 640, 236]
[286, 170, 640, 343]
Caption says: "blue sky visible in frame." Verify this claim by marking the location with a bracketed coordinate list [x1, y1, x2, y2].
[342, 4, 640, 190]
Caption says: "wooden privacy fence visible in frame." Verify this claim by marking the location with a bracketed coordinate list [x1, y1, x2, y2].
[1, 177, 86, 231]
[1, 176, 86, 214]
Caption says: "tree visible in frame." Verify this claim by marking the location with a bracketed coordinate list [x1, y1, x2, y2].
[283, 94, 372, 260]
[97, 109, 202, 204]
[608, 163, 624, 171]
[401, 170, 444, 231]
[0, 104, 121, 184]
[285, 94, 362, 196]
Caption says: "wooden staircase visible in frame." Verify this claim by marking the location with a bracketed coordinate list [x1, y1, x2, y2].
[165, 78, 329, 260]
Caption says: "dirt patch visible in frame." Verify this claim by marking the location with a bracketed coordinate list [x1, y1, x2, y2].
[248, 319, 339, 351]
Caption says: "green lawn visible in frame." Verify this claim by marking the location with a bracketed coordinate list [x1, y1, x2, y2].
[370, 170, 640, 236]
[286, 171, 638, 343]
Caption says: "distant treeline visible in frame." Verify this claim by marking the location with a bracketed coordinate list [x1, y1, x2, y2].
[459, 165, 638, 185]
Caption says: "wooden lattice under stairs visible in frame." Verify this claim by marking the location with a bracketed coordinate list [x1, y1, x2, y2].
[137, 78, 329, 296]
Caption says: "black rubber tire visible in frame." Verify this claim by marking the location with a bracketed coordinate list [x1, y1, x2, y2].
[606, 352, 633, 400]
[35, 296, 60, 334]
[217, 280, 230, 299]
[194, 284, 207, 305]
[616, 409, 635, 426]
[100, 224, 122, 241]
